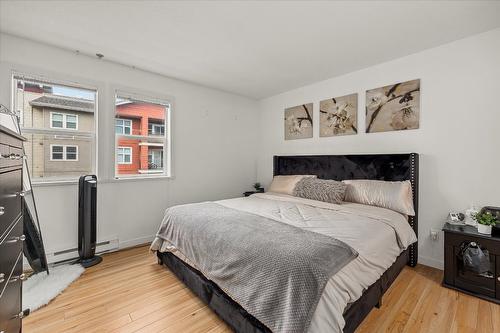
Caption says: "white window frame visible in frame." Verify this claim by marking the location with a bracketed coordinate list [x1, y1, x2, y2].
[50, 112, 79, 130]
[115, 118, 132, 135]
[117, 146, 133, 165]
[12, 71, 98, 184]
[50, 144, 79, 161]
[148, 123, 165, 136]
[114, 90, 171, 179]
[148, 149, 164, 168]
[50, 144, 64, 160]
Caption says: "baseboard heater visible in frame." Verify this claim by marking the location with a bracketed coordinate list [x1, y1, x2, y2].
[44, 237, 119, 265]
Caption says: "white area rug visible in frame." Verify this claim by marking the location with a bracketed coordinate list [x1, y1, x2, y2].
[23, 264, 85, 312]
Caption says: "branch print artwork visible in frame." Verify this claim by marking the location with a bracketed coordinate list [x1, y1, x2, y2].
[320, 93, 357, 137]
[284, 103, 313, 140]
[365, 79, 420, 133]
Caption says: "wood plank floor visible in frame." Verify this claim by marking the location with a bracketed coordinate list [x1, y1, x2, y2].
[24, 245, 500, 333]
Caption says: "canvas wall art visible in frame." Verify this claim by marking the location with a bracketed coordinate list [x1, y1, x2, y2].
[365, 79, 420, 133]
[284, 103, 313, 140]
[319, 93, 357, 137]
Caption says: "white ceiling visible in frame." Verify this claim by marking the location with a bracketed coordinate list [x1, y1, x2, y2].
[1, 1, 500, 99]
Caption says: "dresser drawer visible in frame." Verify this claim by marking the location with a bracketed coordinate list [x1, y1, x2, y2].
[0, 144, 9, 168]
[0, 216, 23, 298]
[0, 131, 23, 149]
[0, 252, 22, 333]
[0, 145, 23, 170]
[0, 169, 22, 240]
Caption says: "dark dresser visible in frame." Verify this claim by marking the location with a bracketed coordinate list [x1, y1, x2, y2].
[443, 222, 500, 304]
[0, 124, 27, 333]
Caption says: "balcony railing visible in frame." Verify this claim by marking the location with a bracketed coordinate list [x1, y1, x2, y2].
[116, 129, 165, 138]
[148, 162, 163, 170]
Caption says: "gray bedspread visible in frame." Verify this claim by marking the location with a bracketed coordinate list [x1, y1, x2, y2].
[151, 202, 358, 333]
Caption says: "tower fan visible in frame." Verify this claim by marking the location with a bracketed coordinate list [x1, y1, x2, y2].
[78, 175, 102, 267]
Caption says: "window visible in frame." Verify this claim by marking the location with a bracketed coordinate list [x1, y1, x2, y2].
[13, 74, 96, 182]
[117, 147, 132, 164]
[50, 112, 79, 130]
[51, 113, 63, 128]
[51, 145, 64, 160]
[148, 123, 165, 136]
[115, 93, 170, 178]
[115, 119, 132, 135]
[66, 146, 78, 160]
[50, 145, 79, 161]
[66, 114, 78, 129]
[148, 149, 163, 169]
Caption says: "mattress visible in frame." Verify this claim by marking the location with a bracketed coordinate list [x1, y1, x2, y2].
[153, 192, 417, 333]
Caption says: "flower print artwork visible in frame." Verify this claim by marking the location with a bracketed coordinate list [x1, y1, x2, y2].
[320, 93, 357, 137]
[365, 79, 420, 133]
[284, 103, 313, 140]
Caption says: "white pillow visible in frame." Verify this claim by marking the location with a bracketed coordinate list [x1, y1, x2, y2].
[342, 179, 415, 216]
[268, 175, 317, 195]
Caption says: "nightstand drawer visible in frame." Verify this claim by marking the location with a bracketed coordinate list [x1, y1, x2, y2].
[445, 231, 500, 254]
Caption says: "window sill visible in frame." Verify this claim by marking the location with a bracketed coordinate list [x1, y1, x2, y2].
[138, 169, 163, 174]
[32, 179, 79, 187]
[111, 175, 174, 183]
[31, 175, 174, 187]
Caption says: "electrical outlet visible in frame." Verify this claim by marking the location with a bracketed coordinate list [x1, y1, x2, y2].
[430, 229, 440, 241]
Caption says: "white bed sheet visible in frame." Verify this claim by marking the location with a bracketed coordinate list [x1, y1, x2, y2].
[157, 192, 417, 333]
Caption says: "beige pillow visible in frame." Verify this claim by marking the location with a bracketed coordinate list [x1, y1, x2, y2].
[343, 179, 415, 216]
[268, 175, 317, 195]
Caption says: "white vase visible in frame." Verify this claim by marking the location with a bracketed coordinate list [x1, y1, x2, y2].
[477, 224, 492, 235]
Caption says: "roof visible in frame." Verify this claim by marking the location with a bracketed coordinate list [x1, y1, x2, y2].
[29, 95, 94, 113]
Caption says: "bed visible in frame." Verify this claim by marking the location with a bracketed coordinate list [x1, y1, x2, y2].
[153, 153, 419, 333]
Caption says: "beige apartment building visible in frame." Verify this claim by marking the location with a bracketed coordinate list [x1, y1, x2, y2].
[16, 85, 95, 179]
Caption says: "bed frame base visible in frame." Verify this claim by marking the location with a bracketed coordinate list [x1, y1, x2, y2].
[158, 251, 271, 333]
[158, 248, 409, 333]
[342, 249, 409, 333]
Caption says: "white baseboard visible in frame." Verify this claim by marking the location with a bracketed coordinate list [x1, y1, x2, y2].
[119, 235, 154, 250]
[418, 255, 443, 270]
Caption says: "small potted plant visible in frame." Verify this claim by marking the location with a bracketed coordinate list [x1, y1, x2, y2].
[474, 212, 497, 235]
[253, 182, 264, 193]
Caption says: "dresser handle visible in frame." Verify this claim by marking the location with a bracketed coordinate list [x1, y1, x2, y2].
[13, 309, 30, 319]
[9, 273, 27, 283]
[0, 153, 25, 160]
[5, 234, 26, 244]
[0, 206, 4, 216]
[12, 154, 24, 160]
[0, 272, 4, 284]
[498, 276, 500, 282]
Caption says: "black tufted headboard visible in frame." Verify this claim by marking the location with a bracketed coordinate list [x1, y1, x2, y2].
[273, 153, 419, 267]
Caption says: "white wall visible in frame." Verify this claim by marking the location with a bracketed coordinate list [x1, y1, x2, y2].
[257, 28, 500, 269]
[2, 28, 499, 269]
[0, 33, 259, 258]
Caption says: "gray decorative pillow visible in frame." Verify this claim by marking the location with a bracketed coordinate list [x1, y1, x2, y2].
[293, 178, 347, 204]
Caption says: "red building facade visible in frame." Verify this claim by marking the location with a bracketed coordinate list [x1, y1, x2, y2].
[115, 101, 166, 175]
